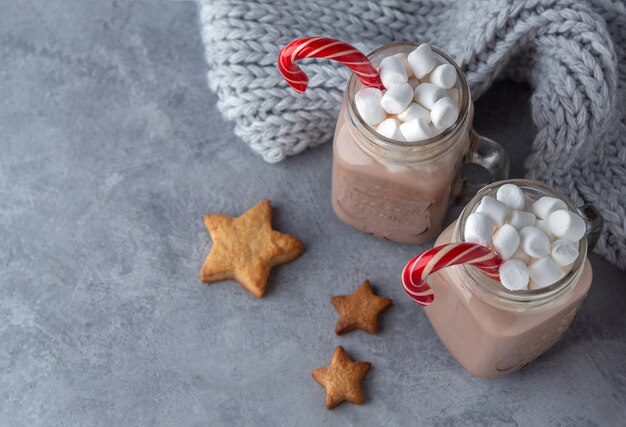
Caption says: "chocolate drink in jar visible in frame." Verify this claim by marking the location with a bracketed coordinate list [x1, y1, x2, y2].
[278, 38, 509, 244]
[331, 42, 508, 244]
[402, 180, 602, 378]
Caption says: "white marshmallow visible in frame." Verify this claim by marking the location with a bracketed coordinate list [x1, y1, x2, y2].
[532, 196, 567, 219]
[528, 257, 565, 288]
[475, 196, 508, 226]
[551, 239, 579, 267]
[381, 83, 413, 114]
[408, 77, 420, 90]
[512, 248, 531, 263]
[393, 53, 413, 78]
[549, 209, 586, 242]
[492, 224, 520, 260]
[355, 87, 386, 126]
[535, 219, 554, 240]
[430, 97, 459, 129]
[519, 226, 551, 258]
[379, 55, 408, 89]
[447, 88, 460, 106]
[496, 183, 525, 210]
[376, 118, 404, 140]
[407, 44, 438, 79]
[397, 102, 430, 123]
[399, 118, 433, 141]
[428, 63, 456, 89]
[414, 83, 446, 109]
[507, 210, 535, 230]
[499, 259, 529, 291]
[464, 212, 495, 246]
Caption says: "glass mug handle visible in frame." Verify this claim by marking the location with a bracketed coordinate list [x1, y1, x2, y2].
[458, 130, 510, 204]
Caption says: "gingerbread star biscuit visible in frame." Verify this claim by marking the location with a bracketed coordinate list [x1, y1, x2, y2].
[199, 199, 304, 298]
[312, 346, 371, 410]
[331, 280, 392, 335]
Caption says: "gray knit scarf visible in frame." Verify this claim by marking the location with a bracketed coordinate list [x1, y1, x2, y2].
[198, 0, 626, 269]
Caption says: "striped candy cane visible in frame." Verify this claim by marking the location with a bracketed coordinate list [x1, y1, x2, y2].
[402, 243, 503, 306]
[277, 37, 385, 94]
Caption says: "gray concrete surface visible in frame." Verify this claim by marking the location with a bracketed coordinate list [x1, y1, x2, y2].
[1, 1, 625, 426]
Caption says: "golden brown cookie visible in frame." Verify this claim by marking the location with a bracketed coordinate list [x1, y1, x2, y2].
[311, 346, 371, 410]
[199, 199, 304, 298]
[331, 280, 392, 335]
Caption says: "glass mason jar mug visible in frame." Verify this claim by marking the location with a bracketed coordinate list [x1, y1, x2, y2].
[331, 42, 509, 244]
[425, 179, 602, 379]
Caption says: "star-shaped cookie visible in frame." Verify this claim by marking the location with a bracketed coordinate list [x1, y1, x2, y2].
[331, 280, 392, 335]
[199, 199, 304, 298]
[312, 346, 371, 410]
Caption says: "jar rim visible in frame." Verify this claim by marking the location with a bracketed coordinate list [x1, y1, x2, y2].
[346, 42, 470, 152]
[454, 179, 587, 309]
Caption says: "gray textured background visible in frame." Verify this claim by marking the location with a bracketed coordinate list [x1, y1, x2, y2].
[1, 1, 625, 426]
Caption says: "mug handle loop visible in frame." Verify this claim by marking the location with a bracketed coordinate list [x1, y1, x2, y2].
[458, 130, 510, 204]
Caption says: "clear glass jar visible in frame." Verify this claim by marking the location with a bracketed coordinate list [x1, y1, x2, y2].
[331, 42, 509, 244]
[424, 179, 602, 379]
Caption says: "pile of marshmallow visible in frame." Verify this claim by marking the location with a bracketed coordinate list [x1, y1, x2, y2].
[465, 184, 586, 291]
[355, 44, 459, 141]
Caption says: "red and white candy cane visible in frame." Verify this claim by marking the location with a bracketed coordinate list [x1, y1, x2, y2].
[402, 243, 503, 306]
[277, 37, 385, 94]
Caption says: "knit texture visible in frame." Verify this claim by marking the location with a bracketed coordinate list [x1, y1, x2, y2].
[198, 0, 626, 269]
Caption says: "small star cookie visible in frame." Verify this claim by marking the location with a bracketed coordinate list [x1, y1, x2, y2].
[311, 346, 371, 410]
[199, 199, 304, 298]
[331, 280, 392, 335]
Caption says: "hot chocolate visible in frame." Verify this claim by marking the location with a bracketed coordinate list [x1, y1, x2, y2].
[332, 105, 469, 243]
[421, 180, 599, 378]
[331, 42, 508, 244]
